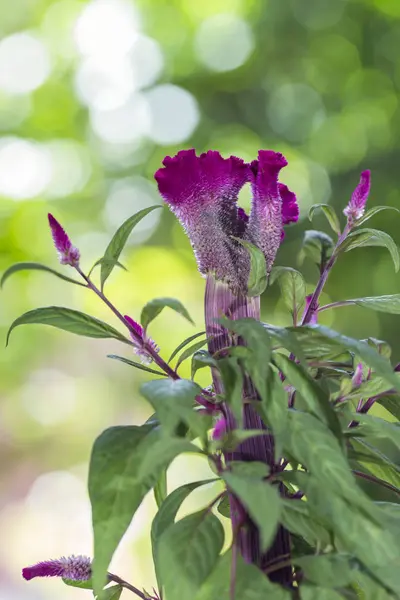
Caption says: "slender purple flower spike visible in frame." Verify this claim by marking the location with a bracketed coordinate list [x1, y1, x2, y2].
[247, 151, 298, 272]
[343, 170, 371, 225]
[124, 315, 159, 364]
[352, 362, 364, 388]
[212, 415, 227, 440]
[155, 149, 250, 291]
[48, 213, 80, 267]
[22, 555, 91, 581]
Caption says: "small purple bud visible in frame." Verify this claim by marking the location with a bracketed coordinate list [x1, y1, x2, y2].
[247, 151, 298, 272]
[212, 416, 227, 440]
[48, 214, 80, 267]
[352, 363, 364, 388]
[343, 170, 371, 225]
[395, 363, 400, 372]
[124, 315, 159, 364]
[22, 555, 91, 581]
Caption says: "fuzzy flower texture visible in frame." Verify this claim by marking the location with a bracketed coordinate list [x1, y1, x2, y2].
[155, 149, 299, 292]
[23, 555, 91, 581]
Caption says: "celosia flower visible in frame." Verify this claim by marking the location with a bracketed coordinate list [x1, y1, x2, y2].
[23, 555, 91, 581]
[48, 213, 80, 267]
[352, 362, 364, 388]
[212, 415, 227, 440]
[155, 149, 298, 292]
[343, 170, 371, 225]
[247, 151, 298, 272]
[124, 315, 159, 364]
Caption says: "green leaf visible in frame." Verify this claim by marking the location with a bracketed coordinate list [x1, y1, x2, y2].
[292, 325, 400, 394]
[230, 461, 270, 478]
[339, 228, 400, 272]
[191, 350, 216, 379]
[299, 585, 346, 600]
[176, 338, 208, 371]
[62, 578, 93, 589]
[349, 438, 400, 491]
[141, 378, 210, 439]
[217, 357, 244, 426]
[265, 324, 307, 367]
[196, 552, 291, 600]
[6, 307, 131, 346]
[1, 261, 86, 288]
[97, 585, 123, 600]
[354, 205, 400, 227]
[352, 413, 400, 450]
[151, 480, 215, 590]
[253, 366, 288, 459]
[217, 495, 230, 518]
[158, 509, 224, 600]
[154, 469, 167, 509]
[215, 429, 267, 452]
[141, 297, 194, 330]
[295, 554, 354, 588]
[299, 230, 334, 268]
[280, 499, 331, 548]
[273, 352, 342, 441]
[270, 266, 306, 317]
[353, 571, 395, 600]
[233, 237, 267, 296]
[222, 471, 280, 551]
[100, 206, 161, 288]
[107, 354, 166, 376]
[338, 294, 400, 314]
[377, 395, 400, 420]
[308, 203, 341, 235]
[168, 331, 206, 363]
[89, 425, 199, 593]
[88, 257, 127, 279]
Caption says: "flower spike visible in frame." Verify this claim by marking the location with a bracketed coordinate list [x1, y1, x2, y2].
[155, 149, 250, 291]
[124, 315, 159, 364]
[343, 170, 371, 225]
[23, 555, 91, 581]
[247, 151, 298, 273]
[48, 213, 80, 267]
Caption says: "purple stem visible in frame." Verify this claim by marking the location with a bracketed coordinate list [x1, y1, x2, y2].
[108, 573, 151, 599]
[205, 275, 292, 585]
[318, 300, 355, 312]
[352, 470, 400, 496]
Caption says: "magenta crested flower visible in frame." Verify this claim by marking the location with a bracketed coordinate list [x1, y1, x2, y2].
[124, 315, 159, 364]
[22, 555, 91, 581]
[48, 214, 80, 267]
[155, 149, 250, 290]
[343, 170, 371, 225]
[247, 151, 298, 273]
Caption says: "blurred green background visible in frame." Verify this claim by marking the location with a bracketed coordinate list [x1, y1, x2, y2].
[1, 0, 400, 597]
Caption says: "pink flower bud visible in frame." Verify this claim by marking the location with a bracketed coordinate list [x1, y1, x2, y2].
[212, 416, 227, 440]
[352, 363, 364, 388]
[48, 214, 80, 267]
[343, 170, 371, 225]
[124, 315, 159, 364]
[23, 555, 91, 581]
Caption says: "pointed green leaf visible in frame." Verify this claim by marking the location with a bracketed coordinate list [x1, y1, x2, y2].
[107, 354, 166, 376]
[349, 294, 400, 314]
[377, 395, 400, 420]
[222, 471, 281, 551]
[299, 585, 347, 600]
[89, 425, 199, 594]
[158, 509, 225, 600]
[233, 237, 267, 296]
[168, 331, 206, 363]
[141, 297, 194, 330]
[97, 585, 123, 600]
[339, 228, 399, 272]
[217, 495, 230, 518]
[62, 578, 93, 589]
[264, 324, 307, 367]
[6, 307, 131, 346]
[217, 357, 244, 426]
[349, 438, 400, 491]
[280, 499, 331, 548]
[295, 554, 355, 588]
[1, 261, 86, 288]
[154, 469, 167, 509]
[354, 205, 400, 227]
[100, 206, 161, 288]
[176, 338, 208, 371]
[88, 257, 127, 279]
[191, 350, 216, 379]
[196, 552, 291, 600]
[299, 230, 334, 269]
[308, 204, 341, 235]
[151, 480, 217, 590]
[352, 413, 400, 450]
[270, 266, 306, 317]
[253, 366, 288, 459]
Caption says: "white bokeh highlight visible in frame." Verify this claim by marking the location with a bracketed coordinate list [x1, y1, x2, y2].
[90, 93, 151, 144]
[145, 84, 200, 145]
[0, 138, 52, 200]
[0, 32, 51, 95]
[44, 139, 92, 198]
[195, 14, 254, 72]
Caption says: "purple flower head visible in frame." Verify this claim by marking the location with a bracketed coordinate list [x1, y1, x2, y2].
[155, 149, 250, 290]
[212, 415, 227, 440]
[48, 214, 80, 267]
[343, 170, 371, 225]
[124, 315, 159, 364]
[302, 294, 318, 325]
[352, 362, 364, 388]
[247, 151, 298, 272]
[22, 555, 91, 581]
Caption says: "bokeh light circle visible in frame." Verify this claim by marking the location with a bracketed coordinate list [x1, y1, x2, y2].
[90, 93, 151, 144]
[0, 138, 52, 200]
[195, 13, 254, 72]
[0, 32, 51, 95]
